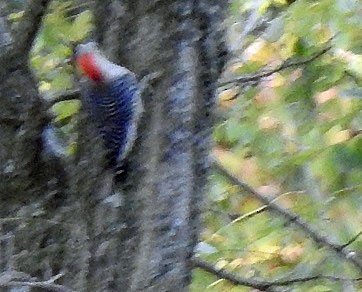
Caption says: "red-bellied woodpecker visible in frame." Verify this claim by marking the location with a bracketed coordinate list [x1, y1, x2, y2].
[74, 42, 142, 171]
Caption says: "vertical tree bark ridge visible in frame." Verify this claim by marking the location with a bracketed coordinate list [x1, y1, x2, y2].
[0, 16, 12, 48]
[129, 2, 200, 290]
[0, 70, 45, 197]
[0, 0, 53, 199]
[0, 3, 71, 289]
[90, 0, 228, 291]
[93, 0, 112, 46]
[0, 0, 52, 194]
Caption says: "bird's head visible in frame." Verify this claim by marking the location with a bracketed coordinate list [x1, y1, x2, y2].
[74, 42, 129, 83]
[74, 42, 103, 82]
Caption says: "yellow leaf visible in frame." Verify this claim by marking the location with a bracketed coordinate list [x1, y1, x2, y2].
[273, 0, 287, 5]
[71, 11, 93, 41]
[209, 233, 226, 245]
[213, 148, 262, 186]
[213, 148, 244, 176]
[259, 2, 271, 14]
[67, 142, 77, 155]
[246, 244, 280, 264]
[313, 25, 332, 44]
[244, 39, 275, 64]
[43, 59, 57, 71]
[229, 258, 244, 269]
[324, 126, 351, 145]
[228, 62, 244, 73]
[218, 88, 239, 102]
[258, 116, 280, 130]
[215, 260, 229, 270]
[278, 34, 298, 60]
[39, 81, 51, 92]
[8, 11, 24, 21]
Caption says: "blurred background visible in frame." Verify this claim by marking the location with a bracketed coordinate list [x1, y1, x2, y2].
[194, 0, 362, 291]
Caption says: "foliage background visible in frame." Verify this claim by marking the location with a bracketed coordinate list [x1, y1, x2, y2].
[7, 0, 362, 290]
[193, 0, 362, 291]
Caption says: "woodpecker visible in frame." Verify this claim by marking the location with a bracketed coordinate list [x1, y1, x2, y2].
[74, 42, 142, 170]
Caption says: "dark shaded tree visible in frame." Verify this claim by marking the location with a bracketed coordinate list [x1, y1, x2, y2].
[0, 0, 227, 291]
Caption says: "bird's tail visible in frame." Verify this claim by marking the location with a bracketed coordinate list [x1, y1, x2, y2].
[98, 168, 124, 208]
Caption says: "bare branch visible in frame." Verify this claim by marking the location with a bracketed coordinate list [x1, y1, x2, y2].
[13, 0, 51, 58]
[0, 273, 74, 292]
[193, 257, 277, 291]
[207, 206, 266, 222]
[230, 191, 304, 224]
[206, 191, 305, 240]
[46, 89, 80, 108]
[268, 275, 362, 286]
[194, 257, 362, 290]
[340, 231, 362, 249]
[216, 163, 362, 273]
[0, 280, 73, 292]
[218, 45, 332, 87]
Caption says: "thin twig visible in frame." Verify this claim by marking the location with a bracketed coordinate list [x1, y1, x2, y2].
[0, 280, 73, 292]
[269, 275, 362, 285]
[218, 45, 332, 87]
[46, 89, 80, 108]
[340, 231, 362, 249]
[193, 257, 277, 291]
[0, 273, 73, 292]
[206, 191, 304, 241]
[237, 207, 266, 223]
[230, 191, 304, 224]
[193, 257, 362, 289]
[216, 163, 362, 273]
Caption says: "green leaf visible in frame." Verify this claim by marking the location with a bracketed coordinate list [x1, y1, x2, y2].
[53, 100, 80, 123]
[70, 10, 93, 42]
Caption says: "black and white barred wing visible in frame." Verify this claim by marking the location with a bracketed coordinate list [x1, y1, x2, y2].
[84, 73, 142, 168]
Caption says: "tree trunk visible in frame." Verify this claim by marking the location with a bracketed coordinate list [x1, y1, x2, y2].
[0, 0, 227, 291]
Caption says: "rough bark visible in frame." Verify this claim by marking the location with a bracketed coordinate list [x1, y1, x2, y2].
[0, 0, 71, 290]
[92, 1, 228, 290]
[0, 0, 227, 291]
